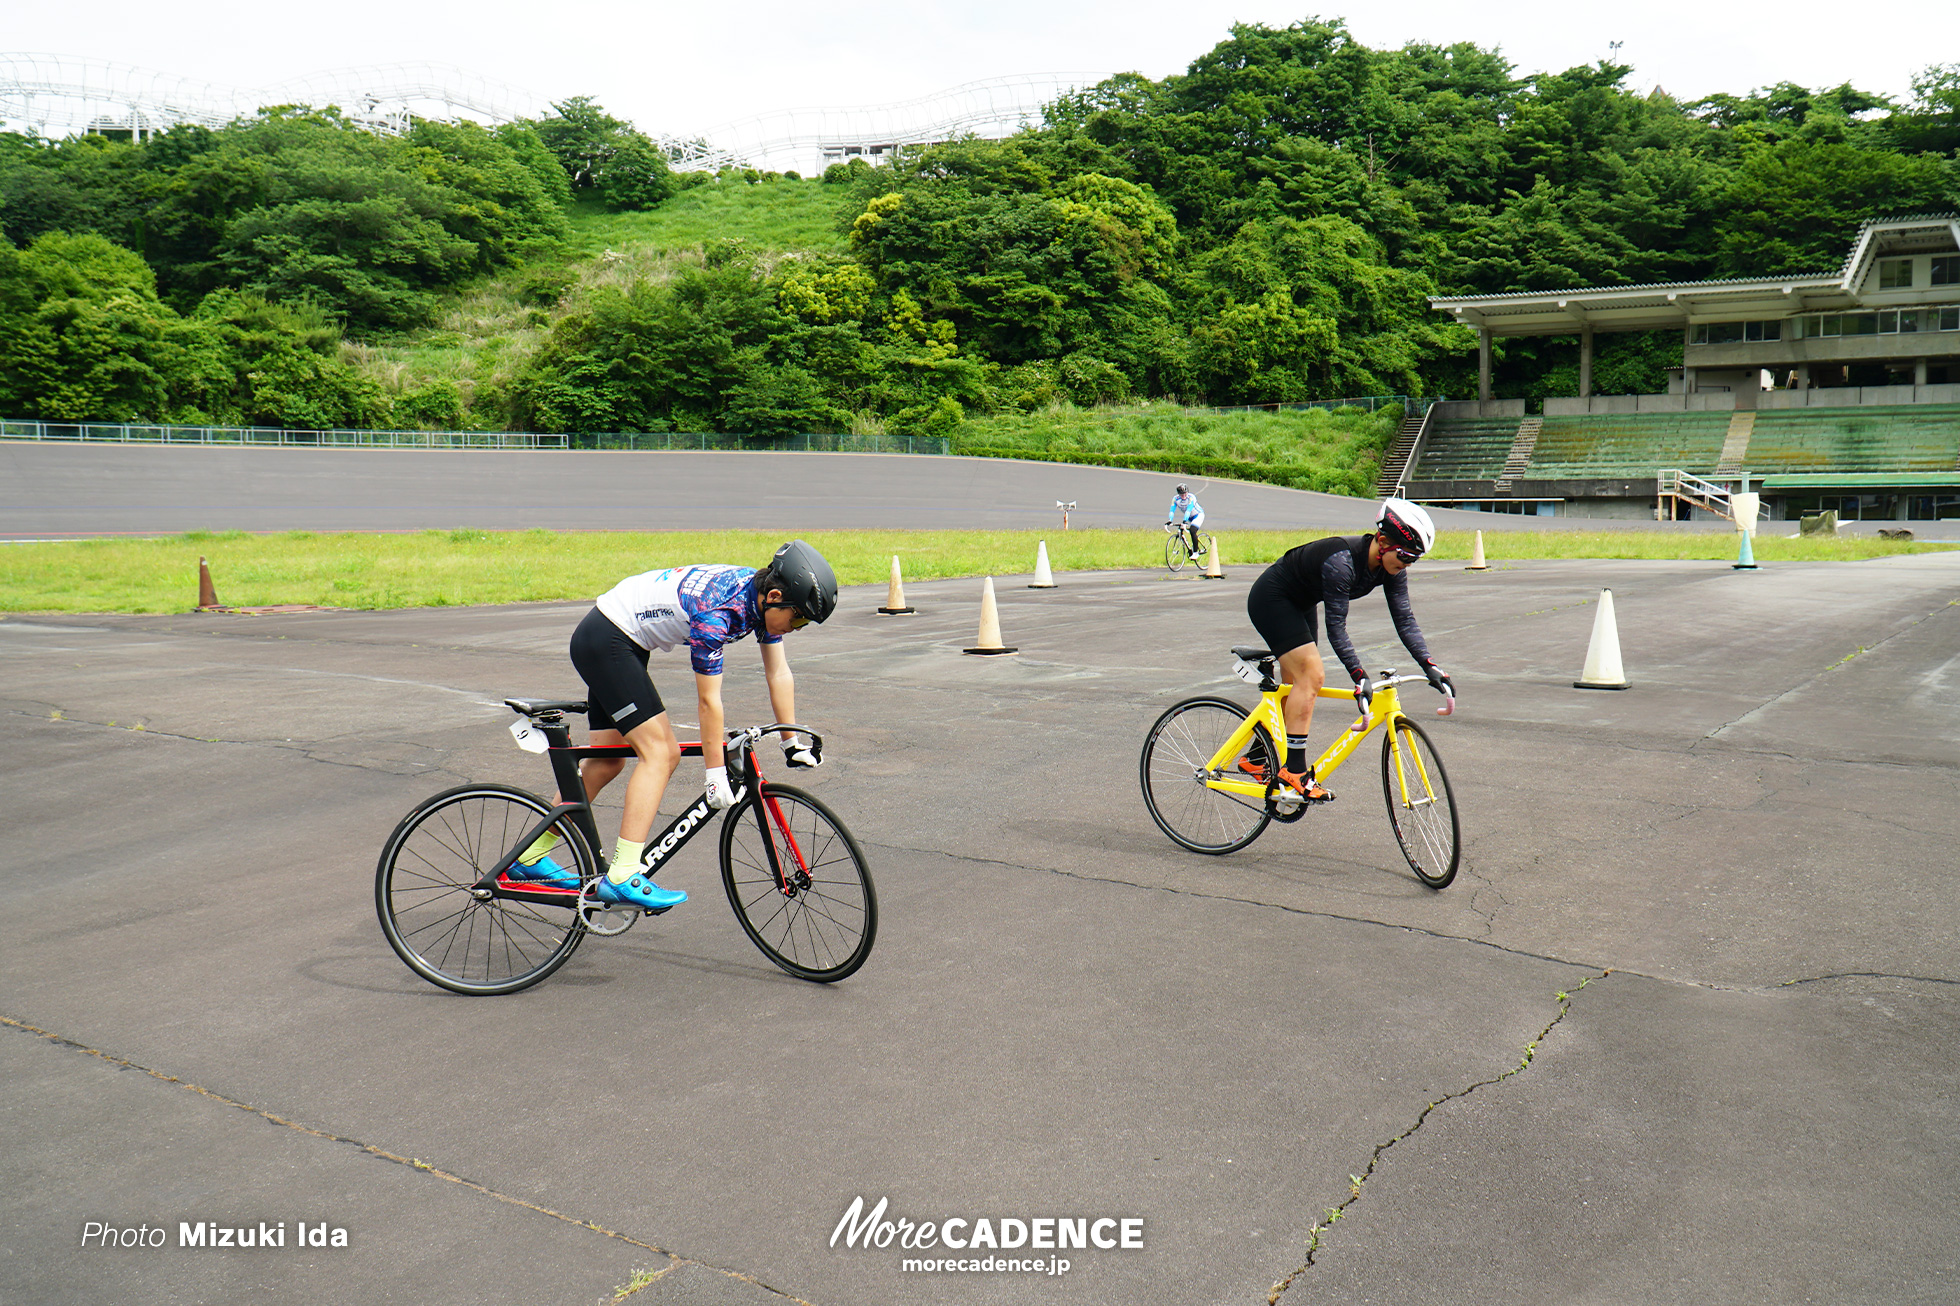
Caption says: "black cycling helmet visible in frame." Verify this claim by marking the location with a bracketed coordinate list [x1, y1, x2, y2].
[762, 539, 838, 624]
[1175, 483, 1189, 495]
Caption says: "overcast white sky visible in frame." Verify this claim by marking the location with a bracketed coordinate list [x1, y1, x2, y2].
[8, 0, 1956, 135]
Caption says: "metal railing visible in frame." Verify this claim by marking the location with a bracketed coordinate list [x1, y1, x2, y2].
[1207, 395, 1435, 417]
[1658, 468, 1742, 521]
[0, 420, 949, 455]
[581, 432, 949, 454]
[0, 420, 569, 449]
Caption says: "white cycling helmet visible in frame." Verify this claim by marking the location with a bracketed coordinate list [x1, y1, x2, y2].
[1377, 497, 1436, 557]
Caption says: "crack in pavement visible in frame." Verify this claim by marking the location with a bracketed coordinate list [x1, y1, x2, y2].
[11, 706, 471, 784]
[863, 835, 1628, 979]
[0, 1013, 817, 1306]
[1708, 595, 1960, 742]
[1265, 970, 1612, 1304]
[1776, 971, 1960, 989]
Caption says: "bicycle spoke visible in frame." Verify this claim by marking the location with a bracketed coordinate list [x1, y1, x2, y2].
[377, 788, 589, 995]
[1140, 698, 1273, 854]
[1381, 719, 1460, 889]
[721, 786, 876, 982]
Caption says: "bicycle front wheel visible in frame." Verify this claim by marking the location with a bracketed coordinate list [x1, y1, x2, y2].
[1165, 531, 1187, 574]
[376, 784, 593, 995]
[1140, 697, 1274, 854]
[1380, 717, 1460, 888]
[720, 784, 876, 982]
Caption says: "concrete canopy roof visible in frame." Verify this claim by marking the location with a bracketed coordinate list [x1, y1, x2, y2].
[1429, 215, 1960, 339]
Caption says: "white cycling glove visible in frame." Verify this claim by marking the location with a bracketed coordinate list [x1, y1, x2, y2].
[784, 742, 821, 769]
[704, 766, 736, 810]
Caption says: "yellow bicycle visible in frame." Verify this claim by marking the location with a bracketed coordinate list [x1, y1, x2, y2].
[1139, 646, 1461, 887]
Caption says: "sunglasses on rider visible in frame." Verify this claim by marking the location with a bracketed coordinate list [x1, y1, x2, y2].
[1390, 546, 1422, 564]
[765, 601, 811, 629]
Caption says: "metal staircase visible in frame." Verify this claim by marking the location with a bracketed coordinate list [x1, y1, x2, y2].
[1375, 408, 1430, 497]
[1657, 469, 1737, 521]
[1491, 417, 1543, 493]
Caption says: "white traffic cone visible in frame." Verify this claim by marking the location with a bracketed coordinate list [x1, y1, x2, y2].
[1573, 587, 1630, 690]
[1201, 534, 1225, 579]
[1466, 530, 1489, 571]
[1029, 540, 1057, 589]
[878, 555, 915, 614]
[963, 577, 1018, 655]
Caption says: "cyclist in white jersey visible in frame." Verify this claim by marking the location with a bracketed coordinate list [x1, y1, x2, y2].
[513, 541, 838, 912]
[1168, 484, 1206, 559]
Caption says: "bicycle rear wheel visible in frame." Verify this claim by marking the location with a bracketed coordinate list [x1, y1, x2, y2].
[1165, 531, 1187, 574]
[720, 784, 876, 982]
[1380, 717, 1460, 888]
[376, 784, 593, 995]
[1140, 696, 1274, 853]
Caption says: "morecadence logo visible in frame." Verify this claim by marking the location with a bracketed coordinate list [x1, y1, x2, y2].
[830, 1196, 1144, 1277]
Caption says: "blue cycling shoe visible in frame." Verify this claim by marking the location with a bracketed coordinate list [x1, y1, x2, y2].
[509, 852, 580, 890]
[593, 872, 687, 912]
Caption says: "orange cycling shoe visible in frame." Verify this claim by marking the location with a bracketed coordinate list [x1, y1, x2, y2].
[1275, 768, 1334, 803]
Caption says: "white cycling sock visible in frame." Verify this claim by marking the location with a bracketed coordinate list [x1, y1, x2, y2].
[608, 838, 647, 883]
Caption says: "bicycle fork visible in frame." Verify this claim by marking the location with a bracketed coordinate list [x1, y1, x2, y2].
[754, 789, 812, 898]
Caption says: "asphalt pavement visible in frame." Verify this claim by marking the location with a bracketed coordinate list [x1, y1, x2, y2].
[4, 537, 1957, 1304]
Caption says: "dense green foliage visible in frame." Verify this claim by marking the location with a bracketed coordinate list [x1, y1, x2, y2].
[3, 29, 1956, 470]
[952, 402, 1402, 495]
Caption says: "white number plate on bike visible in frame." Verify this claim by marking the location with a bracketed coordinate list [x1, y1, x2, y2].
[1231, 658, 1263, 685]
[509, 719, 548, 753]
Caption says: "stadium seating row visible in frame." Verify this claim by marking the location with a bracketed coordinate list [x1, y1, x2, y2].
[1412, 404, 1960, 482]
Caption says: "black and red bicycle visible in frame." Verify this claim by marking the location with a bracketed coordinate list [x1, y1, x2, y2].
[375, 698, 876, 995]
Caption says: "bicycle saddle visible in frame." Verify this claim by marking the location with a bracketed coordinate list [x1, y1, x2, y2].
[1229, 646, 1274, 662]
[505, 698, 589, 717]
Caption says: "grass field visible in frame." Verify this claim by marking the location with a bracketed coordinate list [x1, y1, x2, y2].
[1, 529, 1950, 615]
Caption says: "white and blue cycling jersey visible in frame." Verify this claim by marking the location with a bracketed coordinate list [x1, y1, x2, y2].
[1169, 492, 1205, 527]
[595, 565, 781, 676]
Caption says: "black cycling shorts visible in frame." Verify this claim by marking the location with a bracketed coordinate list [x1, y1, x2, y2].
[569, 607, 665, 735]
[1246, 564, 1318, 657]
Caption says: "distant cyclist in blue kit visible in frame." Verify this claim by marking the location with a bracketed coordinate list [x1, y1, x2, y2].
[1168, 483, 1205, 559]
[512, 540, 838, 911]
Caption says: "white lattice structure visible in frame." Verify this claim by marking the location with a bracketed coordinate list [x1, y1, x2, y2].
[0, 55, 1108, 173]
[0, 53, 547, 139]
[662, 72, 1111, 174]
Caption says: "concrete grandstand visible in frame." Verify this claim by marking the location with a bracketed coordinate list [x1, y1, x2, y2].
[1408, 215, 1960, 525]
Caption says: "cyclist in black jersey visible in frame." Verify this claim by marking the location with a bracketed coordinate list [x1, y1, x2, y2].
[1244, 498, 1453, 800]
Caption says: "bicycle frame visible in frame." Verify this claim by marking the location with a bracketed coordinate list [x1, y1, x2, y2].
[1199, 665, 1438, 806]
[478, 707, 819, 908]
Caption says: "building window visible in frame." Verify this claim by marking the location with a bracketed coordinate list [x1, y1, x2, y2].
[1933, 256, 1958, 286]
[1692, 319, 1783, 344]
[1878, 258, 1914, 289]
[1942, 307, 1960, 331]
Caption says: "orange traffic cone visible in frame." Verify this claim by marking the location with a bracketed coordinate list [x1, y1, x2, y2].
[197, 557, 221, 610]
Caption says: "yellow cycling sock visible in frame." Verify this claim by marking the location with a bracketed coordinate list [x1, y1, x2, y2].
[608, 839, 647, 884]
[517, 829, 562, 866]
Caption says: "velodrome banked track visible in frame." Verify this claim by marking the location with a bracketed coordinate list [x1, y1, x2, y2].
[3, 444, 1958, 1305]
[0, 442, 1736, 538]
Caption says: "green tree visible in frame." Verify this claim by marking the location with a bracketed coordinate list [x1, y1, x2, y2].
[529, 97, 677, 210]
[1715, 138, 1956, 275]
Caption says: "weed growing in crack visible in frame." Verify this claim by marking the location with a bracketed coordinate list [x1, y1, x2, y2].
[1266, 969, 1613, 1302]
